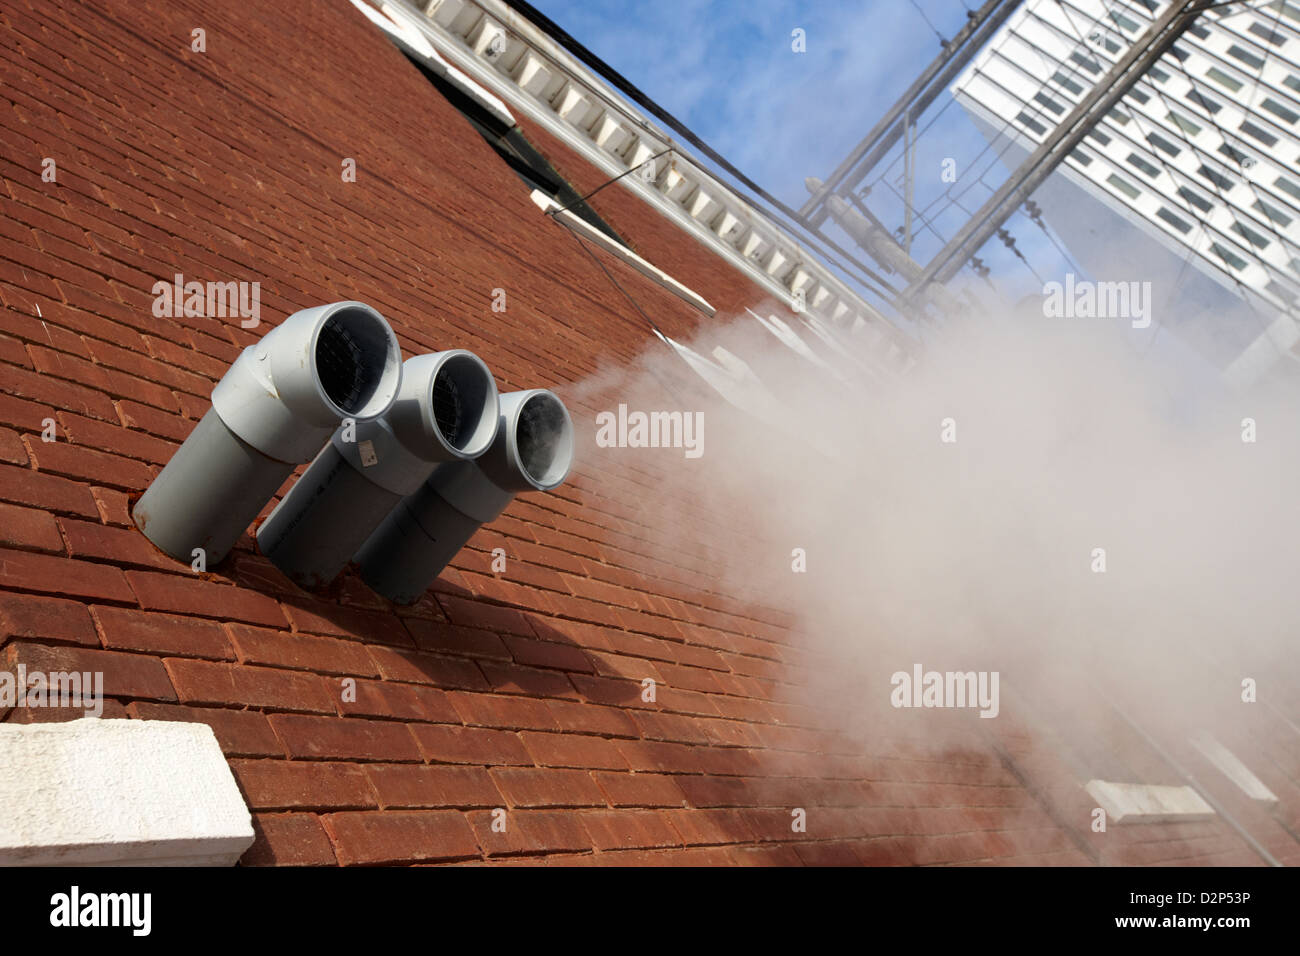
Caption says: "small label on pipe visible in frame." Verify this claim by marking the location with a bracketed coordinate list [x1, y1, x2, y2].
[358, 440, 379, 467]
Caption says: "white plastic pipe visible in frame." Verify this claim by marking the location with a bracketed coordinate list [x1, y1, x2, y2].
[257, 350, 500, 588]
[356, 389, 574, 604]
[132, 302, 403, 566]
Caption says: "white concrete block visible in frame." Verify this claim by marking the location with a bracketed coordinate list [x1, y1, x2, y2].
[0, 719, 254, 866]
[1191, 733, 1279, 803]
[1085, 779, 1216, 825]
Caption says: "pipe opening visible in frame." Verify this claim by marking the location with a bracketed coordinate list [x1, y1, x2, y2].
[315, 306, 396, 417]
[431, 353, 497, 457]
[515, 392, 573, 488]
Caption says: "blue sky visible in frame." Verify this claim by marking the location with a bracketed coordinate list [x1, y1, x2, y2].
[529, 0, 1078, 313]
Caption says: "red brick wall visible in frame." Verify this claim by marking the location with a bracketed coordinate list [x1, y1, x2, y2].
[0, 0, 1286, 866]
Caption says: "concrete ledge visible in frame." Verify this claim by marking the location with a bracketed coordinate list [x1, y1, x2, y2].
[1085, 779, 1216, 825]
[1190, 732, 1279, 804]
[0, 719, 254, 866]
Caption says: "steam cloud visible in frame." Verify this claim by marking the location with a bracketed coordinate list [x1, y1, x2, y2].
[562, 295, 1300, 843]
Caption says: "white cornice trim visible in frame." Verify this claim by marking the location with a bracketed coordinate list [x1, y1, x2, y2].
[362, 0, 918, 375]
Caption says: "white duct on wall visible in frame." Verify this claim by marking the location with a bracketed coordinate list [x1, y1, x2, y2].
[355, 388, 574, 604]
[257, 350, 500, 588]
[133, 302, 403, 566]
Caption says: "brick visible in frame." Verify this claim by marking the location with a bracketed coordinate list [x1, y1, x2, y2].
[4, 641, 176, 702]
[242, 813, 338, 866]
[126, 571, 288, 627]
[448, 690, 560, 732]
[616, 739, 709, 775]
[795, 842, 871, 866]
[665, 809, 756, 846]
[568, 674, 655, 710]
[280, 601, 412, 646]
[365, 643, 491, 692]
[90, 486, 132, 526]
[116, 399, 192, 442]
[56, 410, 177, 465]
[268, 713, 422, 762]
[0, 501, 62, 553]
[520, 732, 630, 771]
[228, 623, 378, 677]
[0, 361, 116, 421]
[436, 594, 537, 636]
[0, 547, 133, 601]
[629, 710, 713, 745]
[545, 699, 639, 738]
[489, 767, 606, 808]
[0, 592, 98, 647]
[93, 605, 233, 658]
[502, 635, 596, 672]
[321, 811, 480, 865]
[59, 516, 175, 569]
[229, 759, 378, 810]
[479, 661, 577, 699]
[403, 617, 511, 660]
[164, 658, 335, 713]
[23, 434, 155, 490]
[127, 701, 283, 757]
[408, 723, 533, 767]
[0, 462, 99, 516]
[0, 426, 27, 465]
[580, 810, 681, 851]
[335, 678, 460, 724]
[593, 772, 687, 808]
[365, 763, 504, 809]
[467, 809, 589, 856]
[0, 392, 54, 435]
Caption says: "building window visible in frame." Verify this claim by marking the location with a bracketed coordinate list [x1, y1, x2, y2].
[1266, 279, 1298, 303]
[1088, 127, 1113, 146]
[1240, 119, 1279, 147]
[1276, 175, 1300, 201]
[1261, 98, 1300, 124]
[1206, 66, 1244, 92]
[1199, 164, 1238, 191]
[1034, 92, 1066, 115]
[1053, 70, 1085, 95]
[1167, 110, 1203, 135]
[1211, 242, 1249, 270]
[1228, 44, 1266, 70]
[1188, 23, 1211, 41]
[1150, 65, 1170, 83]
[1284, 74, 1300, 94]
[1071, 147, 1094, 165]
[1254, 198, 1293, 227]
[1267, 0, 1300, 24]
[1157, 207, 1193, 233]
[1147, 131, 1181, 156]
[1232, 220, 1270, 248]
[1107, 173, 1142, 199]
[1070, 50, 1102, 75]
[1016, 110, 1047, 135]
[1179, 185, 1214, 212]
[1127, 152, 1162, 178]
[1110, 10, 1140, 32]
[1186, 90, 1221, 114]
[1109, 107, 1132, 125]
[1248, 22, 1287, 46]
[1217, 143, 1252, 166]
[1130, 86, 1151, 104]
